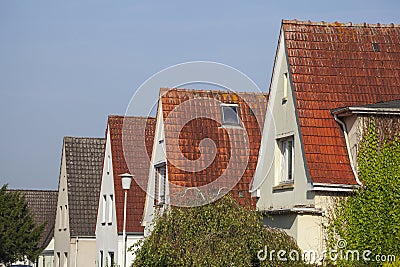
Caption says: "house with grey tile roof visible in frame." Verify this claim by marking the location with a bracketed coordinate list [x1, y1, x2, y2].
[7, 189, 58, 267]
[54, 137, 105, 267]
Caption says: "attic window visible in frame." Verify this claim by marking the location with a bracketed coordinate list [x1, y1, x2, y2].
[282, 72, 289, 103]
[372, 43, 380, 52]
[221, 104, 240, 126]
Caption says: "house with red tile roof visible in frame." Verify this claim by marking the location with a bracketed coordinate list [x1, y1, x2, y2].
[54, 137, 105, 267]
[95, 116, 155, 267]
[142, 88, 267, 234]
[251, 20, 400, 253]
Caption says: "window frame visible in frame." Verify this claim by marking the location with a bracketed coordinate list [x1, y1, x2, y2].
[282, 72, 289, 103]
[59, 206, 63, 231]
[277, 136, 294, 183]
[63, 205, 67, 230]
[154, 163, 167, 206]
[108, 195, 113, 225]
[220, 103, 240, 126]
[101, 194, 107, 225]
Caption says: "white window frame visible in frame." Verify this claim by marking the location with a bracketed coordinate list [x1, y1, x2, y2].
[63, 252, 68, 267]
[282, 72, 289, 102]
[64, 205, 67, 230]
[278, 136, 294, 183]
[107, 155, 111, 175]
[101, 195, 106, 225]
[221, 103, 240, 126]
[108, 195, 113, 225]
[59, 206, 63, 231]
[154, 163, 166, 206]
[56, 252, 60, 267]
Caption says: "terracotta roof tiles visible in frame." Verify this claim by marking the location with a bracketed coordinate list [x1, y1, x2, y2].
[108, 116, 156, 233]
[160, 88, 268, 207]
[282, 20, 400, 185]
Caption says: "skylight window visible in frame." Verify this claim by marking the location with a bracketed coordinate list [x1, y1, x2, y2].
[221, 104, 240, 126]
[372, 42, 380, 52]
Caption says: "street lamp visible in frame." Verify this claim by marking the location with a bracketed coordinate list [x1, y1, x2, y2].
[119, 173, 133, 267]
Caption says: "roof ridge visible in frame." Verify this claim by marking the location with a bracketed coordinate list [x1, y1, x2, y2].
[64, 136, 105, 140]
[282, 19, 400, 28]
[160, 87, 267, 95]
[7, 189, 58, 192]
[108, 115, 156, 119]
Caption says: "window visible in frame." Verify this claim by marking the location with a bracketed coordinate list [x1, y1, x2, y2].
[59, 206, 63, 231]
[64, 205, 67, 230]
[108, 195, 113, 225]
[282, 72, 288, 103]
[154, 164, 166, 206]
[63, 253, 68, 267]
[278, 136, 294, 183]
[238, 190, 245, 198]
[100, 251, 104, 267]
[108, 252, 115, 267]
[56, 252, 60, 267]
[221, 104, 240, 126]
[101, 195, 106, 225]
[107, 155, 110, 175]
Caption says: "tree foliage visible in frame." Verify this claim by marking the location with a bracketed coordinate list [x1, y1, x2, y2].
[0, 184, 45, 266]
[132, 195, 305, 267]
[328, 119, 400, 266]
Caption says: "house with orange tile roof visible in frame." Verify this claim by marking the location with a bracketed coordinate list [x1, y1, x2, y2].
[142, 88, 268, 234]
[95, 116, 155, 267]
[251, 20, 400, 253]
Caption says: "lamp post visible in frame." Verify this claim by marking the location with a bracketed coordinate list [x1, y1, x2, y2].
[119, 173, 133, 267]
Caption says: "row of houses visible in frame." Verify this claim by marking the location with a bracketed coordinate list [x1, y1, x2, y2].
[16, 19, 400, 267]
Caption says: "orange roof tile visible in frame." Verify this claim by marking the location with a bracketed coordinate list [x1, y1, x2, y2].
[282, 20, 400, 185]
[108, 116, 156, 233]
[160, 88, 268, 207]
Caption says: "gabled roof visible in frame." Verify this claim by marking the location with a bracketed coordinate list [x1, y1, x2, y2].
[160, 88, 268, 207]
[63, 137, 105, 236]
[8, 189, 58, 249]
[108, 116, 156, 233]
[282, 20, 400, 185]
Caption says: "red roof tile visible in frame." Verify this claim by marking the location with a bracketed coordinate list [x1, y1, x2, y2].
[160, 88, 268, 207]
[108, 116, 156, 233]
[282, 20, 400, 185]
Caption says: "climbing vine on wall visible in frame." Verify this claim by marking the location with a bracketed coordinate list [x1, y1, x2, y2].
[328, 118, 400, 266]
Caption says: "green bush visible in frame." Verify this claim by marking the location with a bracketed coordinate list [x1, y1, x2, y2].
[132, 195, 305, 267]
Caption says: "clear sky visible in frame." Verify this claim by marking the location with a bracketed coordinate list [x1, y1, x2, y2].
[0, 0, 399, 190]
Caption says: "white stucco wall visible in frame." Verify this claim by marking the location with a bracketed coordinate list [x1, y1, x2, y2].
[117, 234, 144, 267]
[54, 144, 71, 267]
[142, 100, 167, 235]
[255, 31, 314, 211]
[95, 128, 119, 267]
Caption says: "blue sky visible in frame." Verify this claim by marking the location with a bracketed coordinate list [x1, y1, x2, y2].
[1, 1, 399, 189]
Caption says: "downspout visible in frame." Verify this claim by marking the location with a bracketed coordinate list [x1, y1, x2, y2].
[75, 236, 79, 267]
[333, 115, 363, 186]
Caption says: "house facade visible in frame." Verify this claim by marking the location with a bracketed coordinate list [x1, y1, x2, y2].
[95, 116, 155, 267]
[142, 88, 268, 233]
[252, 20, 400, 253]
[54, 137, 105, 267]
[6, 189, 58, 267]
